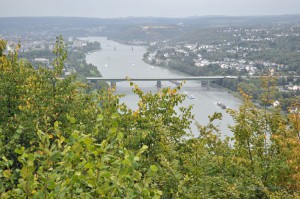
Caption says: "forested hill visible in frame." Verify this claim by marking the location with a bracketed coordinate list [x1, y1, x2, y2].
[1, 15, 300, 40]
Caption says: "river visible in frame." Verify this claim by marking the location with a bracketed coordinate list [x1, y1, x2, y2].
[83, 37, 241, 138]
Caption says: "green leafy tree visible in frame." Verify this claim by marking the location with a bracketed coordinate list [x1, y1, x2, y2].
[1, 37, 300, 198]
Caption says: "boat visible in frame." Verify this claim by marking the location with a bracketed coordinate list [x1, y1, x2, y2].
[150, 66, 154, 70]
[170, 80, 180, 86]
[217, 102, 227, 109]
[187, 94, 196, 100]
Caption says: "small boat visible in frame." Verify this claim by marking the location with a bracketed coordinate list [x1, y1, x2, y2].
[217, 102, 227, 109]
[187, 94, 196, 100]
[170, 80, 180, 86]
[150, 66, 154, 70]
[104, 64, 108, 67]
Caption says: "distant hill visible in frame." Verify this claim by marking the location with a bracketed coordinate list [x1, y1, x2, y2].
[1, 15, 300, 41]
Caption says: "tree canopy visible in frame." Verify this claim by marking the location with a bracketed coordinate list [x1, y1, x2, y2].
[0, 37, 299, 198]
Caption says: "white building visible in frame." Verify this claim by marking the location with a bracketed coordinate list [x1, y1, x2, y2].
[34, 58, 50, 65]
[273, 101, 280, 107]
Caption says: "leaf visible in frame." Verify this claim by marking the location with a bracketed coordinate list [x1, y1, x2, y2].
[84, 163, 94, 169]
[15, 147, 25, 155]
[139, 145, 148, 154]
[111, 120, 118, 128]
[54, 121, 59, 129]
[97, 114, 103, 121]
[83, 137, 93, 145]
[133, 171, 142, 181]
[2, 156, 8, 162]
[150, 165, 158, 172]
[20, 166, 34, 178]
[100, 171, 111, 178]
[119, 167, 128, 176]
[69, 117, 76, 124]
[117, 132, 124, 141]
[16, 126, 23, 134]
[47, 180, 56, 190]
[3, 170, 11, 179]
[33, 191, 45, 199]
[111, 113, 119, 120]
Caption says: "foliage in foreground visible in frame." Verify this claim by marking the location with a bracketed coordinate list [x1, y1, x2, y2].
[0, 37, 300, 198]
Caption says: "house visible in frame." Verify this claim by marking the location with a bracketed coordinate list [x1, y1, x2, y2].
[273, 101, 280, 107]
[292, 85, 300, 91]
[34, 58, 50, 65]
[287, 85, 300, 91]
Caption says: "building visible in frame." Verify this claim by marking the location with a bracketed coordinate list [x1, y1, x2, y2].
[34, 58, 50, 65]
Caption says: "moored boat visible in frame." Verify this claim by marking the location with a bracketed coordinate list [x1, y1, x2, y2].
[217, 102, 227, 109]
[187, 94, 196, 100]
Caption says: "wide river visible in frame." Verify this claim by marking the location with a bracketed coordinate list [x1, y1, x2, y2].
[84, 37, 241, 138]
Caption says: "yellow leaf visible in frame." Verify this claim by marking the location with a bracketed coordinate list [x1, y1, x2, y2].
[18, 105, 23, 111]
[3, 170, 11, 179]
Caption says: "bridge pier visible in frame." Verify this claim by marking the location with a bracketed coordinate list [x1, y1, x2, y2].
[201, 81, 210, 90]
[110, 81, 116, 89]
[157, 80, 162, 89]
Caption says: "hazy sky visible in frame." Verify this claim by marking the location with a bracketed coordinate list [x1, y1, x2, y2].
[1, 0, 300, 18]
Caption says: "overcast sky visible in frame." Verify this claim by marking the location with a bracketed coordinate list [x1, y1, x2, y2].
[1, 0, 300, 18]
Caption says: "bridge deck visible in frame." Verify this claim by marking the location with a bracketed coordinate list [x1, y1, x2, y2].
[86, 75, 300, 82]
[86, 76, 240, 82]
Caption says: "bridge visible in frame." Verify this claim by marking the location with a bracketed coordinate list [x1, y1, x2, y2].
[87, 75, 300, 89]
[86, 76, 243, 89]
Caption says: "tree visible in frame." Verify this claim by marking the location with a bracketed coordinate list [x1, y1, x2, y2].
[0, 37, 191, 198]
[1, 37, 300, 198]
